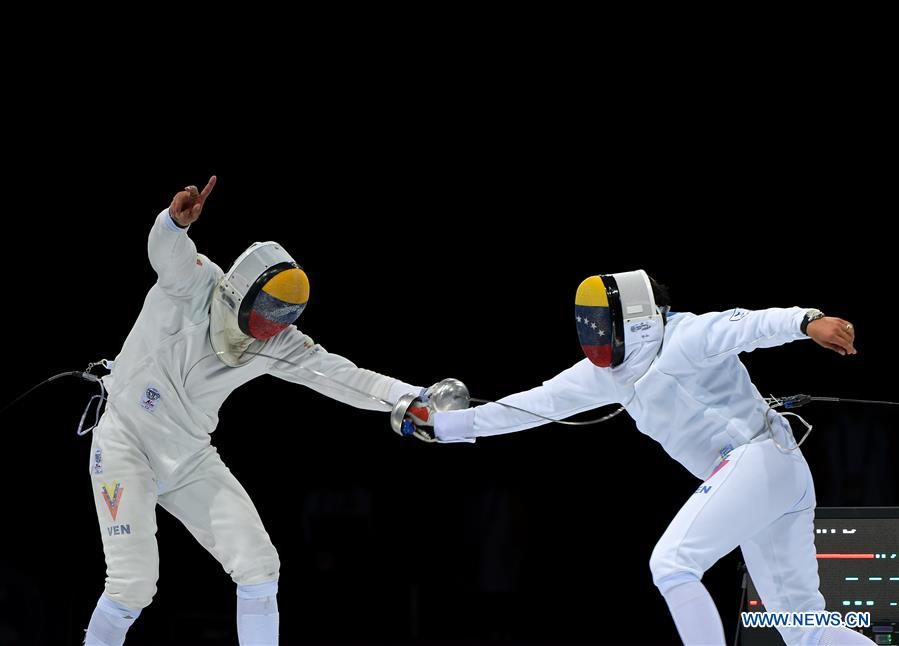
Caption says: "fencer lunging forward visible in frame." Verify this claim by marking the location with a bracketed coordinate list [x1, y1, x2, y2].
[84, 177, 421, 646]
[399, 270, 872, 646]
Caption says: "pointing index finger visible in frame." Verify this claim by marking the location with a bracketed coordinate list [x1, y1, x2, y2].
[199, 175, 217, 202]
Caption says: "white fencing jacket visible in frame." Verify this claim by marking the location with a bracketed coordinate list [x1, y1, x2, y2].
[435, 306, 810, 480]
[99, 209, 419, 478]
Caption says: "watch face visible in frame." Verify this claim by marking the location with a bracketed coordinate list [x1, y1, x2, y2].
[802, 309, 825, 335]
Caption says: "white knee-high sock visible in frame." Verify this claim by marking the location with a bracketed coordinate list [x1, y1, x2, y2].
[661, 579, 726, 645]
[84, 594, 141, 646]
[237, 581, 279, 646]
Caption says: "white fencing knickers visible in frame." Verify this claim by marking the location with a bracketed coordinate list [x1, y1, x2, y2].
[649, 436, 831, 646]
[89, 412, 280, 610]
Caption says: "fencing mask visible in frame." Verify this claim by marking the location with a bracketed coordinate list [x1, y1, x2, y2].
[575, 269, 664, 372]
[210, 241, 310, 366]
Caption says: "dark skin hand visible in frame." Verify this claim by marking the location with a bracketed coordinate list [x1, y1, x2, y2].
[807, 316, 857, 356]
[169, 176, 216, 227]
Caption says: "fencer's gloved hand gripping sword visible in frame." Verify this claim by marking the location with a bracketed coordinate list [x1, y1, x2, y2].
[389, 378, 471, 442]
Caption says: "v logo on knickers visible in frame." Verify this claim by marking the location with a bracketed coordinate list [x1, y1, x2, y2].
[101, 481, 124, 521]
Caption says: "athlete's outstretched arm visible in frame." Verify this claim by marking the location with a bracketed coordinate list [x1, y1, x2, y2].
[147, 176, 216, 297]
[433, 359, 618, 442]
[265, 327, 422, 412]
[679, 307, 856, 365]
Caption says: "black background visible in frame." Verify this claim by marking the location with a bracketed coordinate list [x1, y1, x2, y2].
[0, 38, 895, 646]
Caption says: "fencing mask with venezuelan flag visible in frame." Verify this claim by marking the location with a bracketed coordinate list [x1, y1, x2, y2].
[575, 269, 664, 370]
[210, 241, 310, 366]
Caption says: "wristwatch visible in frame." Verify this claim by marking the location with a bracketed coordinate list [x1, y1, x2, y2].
[800, 308, 825, 335]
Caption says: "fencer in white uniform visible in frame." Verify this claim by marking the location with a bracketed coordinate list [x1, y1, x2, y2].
[84, 178, 422, 646]
[400, 270, 869, 646]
